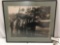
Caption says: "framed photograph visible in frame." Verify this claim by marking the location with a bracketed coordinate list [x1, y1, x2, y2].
[2, 0, 57, 43]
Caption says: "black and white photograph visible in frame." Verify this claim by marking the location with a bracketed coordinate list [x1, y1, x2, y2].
[8, 6, 51, 37]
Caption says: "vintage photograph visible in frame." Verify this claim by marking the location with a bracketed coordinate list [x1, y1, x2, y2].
[8, 6, 50, 37]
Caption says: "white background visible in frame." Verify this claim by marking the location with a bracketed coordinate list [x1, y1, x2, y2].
[0, 0, 60, 45]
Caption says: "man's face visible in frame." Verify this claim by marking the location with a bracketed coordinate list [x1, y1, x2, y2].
[20, 8, 26, 14]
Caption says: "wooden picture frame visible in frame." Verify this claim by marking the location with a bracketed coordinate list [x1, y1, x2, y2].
[2, 0, 57, 43]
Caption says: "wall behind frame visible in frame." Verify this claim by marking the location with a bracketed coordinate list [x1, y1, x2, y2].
[54, 0, 60, 37]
